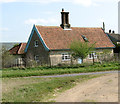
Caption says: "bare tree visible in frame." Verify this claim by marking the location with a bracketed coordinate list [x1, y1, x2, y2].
[1, 46, 16, 68]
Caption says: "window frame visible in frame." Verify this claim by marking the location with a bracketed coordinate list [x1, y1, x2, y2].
[34, 40, 39, 47]
[88, 52, 97, 59]
[62, 53, 71, 61]
[34, 55, 39, 62]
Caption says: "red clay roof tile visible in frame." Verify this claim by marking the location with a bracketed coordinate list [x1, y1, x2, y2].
[35, 25, 114, 50]
[9, 43, 27, 55]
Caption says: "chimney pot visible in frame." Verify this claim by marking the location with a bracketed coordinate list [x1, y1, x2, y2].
[109, 30, 111, 33]
[112, 30, 115, 34]
[62, 8, 64, 12]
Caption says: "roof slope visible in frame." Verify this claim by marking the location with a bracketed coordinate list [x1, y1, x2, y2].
[107, 33, 120, 43]
[9, 43, 27, 55]
[35, 25, 115, 50]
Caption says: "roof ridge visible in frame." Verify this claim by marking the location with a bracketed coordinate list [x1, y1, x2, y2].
[72, 27, 102, 28]
[35, 25, 102, 29]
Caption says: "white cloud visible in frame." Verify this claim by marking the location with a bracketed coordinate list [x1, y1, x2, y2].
[71, 0, 92, 7]
[0, 0, 118, 7]
[25, 18, 59, 25]
[0, 0, 17, 3]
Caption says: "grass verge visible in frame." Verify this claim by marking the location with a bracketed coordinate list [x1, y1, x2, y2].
[2, 74, 105, 102]
[1, 62, 120, 78]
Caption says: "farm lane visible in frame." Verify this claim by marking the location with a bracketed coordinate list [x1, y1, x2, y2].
[54, 73, 118, 102]
[24, 70, 119, 78]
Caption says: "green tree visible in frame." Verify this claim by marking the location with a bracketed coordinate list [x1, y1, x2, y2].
[70, 41, 95, 64]
[1, 46, 16, 68]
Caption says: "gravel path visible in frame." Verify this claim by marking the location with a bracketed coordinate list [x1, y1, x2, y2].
[54, 73, 118, 102]
[25, 70, 119, 78]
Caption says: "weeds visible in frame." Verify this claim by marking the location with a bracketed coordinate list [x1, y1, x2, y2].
[2, 74, 103, 102]
[1, 62, 120, 78]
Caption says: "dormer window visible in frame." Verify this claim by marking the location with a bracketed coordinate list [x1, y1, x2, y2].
[34, 40, 38, 47]
[81, 35, 89, 42]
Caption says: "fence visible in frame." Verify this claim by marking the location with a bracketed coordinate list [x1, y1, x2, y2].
[2, 57, 26, 68]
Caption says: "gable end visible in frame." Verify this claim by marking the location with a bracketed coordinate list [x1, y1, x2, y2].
[25, 25, 49, 53]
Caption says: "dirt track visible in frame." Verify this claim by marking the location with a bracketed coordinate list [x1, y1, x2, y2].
[55, 73, 118, 102]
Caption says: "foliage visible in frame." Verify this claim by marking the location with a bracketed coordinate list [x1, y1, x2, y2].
[13, 43, 19, 47]
[27, 60, 38, 68]
[97, 49, 114, 63]
[70, 41, 95, 60]
[2, 62, 119, 78]
[1, 46, 16, 68]
[26, 53, 39, 68]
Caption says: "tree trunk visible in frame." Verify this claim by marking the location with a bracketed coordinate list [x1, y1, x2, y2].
[82, 57, 83, 64]
[70, 56, 73, 66]
[92, 53, 95, 65]
[48, 53, 52, 67]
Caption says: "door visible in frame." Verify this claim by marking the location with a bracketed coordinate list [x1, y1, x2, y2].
[78, 58, 82, 64]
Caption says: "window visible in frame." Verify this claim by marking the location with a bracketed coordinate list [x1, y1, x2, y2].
[81, 35, 89, 42]
[117, 42, 120, 45]
[89, 52, 97, 59]
[34, 55, 39, 62]
[34, 40, 38, 47]
[62, 53, 70, 61]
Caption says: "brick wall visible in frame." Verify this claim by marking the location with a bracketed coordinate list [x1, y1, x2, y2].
[25, 31, 50, 66]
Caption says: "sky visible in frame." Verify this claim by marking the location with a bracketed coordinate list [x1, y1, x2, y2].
[0, 0, 119, 42]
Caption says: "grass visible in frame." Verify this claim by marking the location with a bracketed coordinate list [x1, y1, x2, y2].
[1, 62, 120, 78]
[2, 74, 104, 102]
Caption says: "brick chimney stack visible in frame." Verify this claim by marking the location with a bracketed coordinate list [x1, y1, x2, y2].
[60, 8, 71, 29]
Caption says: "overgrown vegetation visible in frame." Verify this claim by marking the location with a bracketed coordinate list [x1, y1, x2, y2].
[2, 74, 104, 102]
[1, 46, 16, 68]
[70, 40, 95, 63]
[97, 49, 115, 63]
[1, 62, 119, 78]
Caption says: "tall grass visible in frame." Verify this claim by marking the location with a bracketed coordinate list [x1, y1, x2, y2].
[1, 62, 120, 78]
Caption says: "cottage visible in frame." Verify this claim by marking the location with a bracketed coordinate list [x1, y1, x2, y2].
[107, 32, 120, 53]
[25, 9, 115, 66]
[9, 43, 27, 67]
[107, 31, 120, 60]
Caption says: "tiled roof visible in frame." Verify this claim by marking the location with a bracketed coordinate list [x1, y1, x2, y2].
[107, 33, 120, 43]
[9, 43, 27, 55]
[35, 25, 115, 50]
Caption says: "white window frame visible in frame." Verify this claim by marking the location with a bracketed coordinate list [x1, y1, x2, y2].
[117, 42, 120, 45]
[89, 52, 97, 59]
[34, 40, 38, 47]
[62, 53, 71, 61]
[34, 55, 39, 62]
